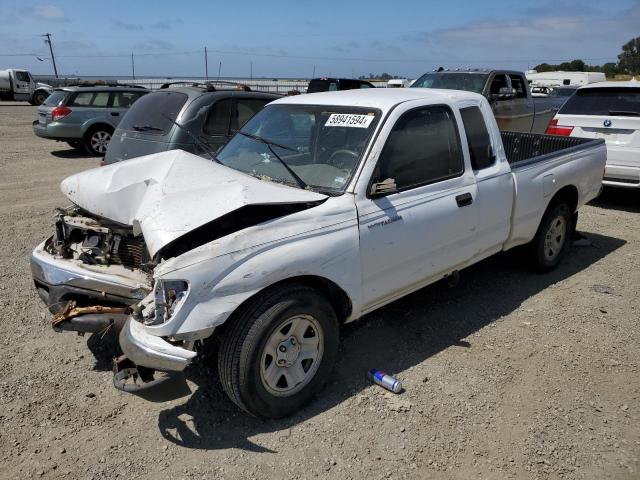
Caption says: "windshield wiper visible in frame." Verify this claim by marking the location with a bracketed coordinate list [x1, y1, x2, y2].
[235, 131, 308, 189]
[235, 130, 297, 152]
[608, 110, 639, 117]
[160, 114, 221, 164]
[132, 125, 163, 132]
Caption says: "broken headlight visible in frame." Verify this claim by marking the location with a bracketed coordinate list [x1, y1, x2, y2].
[151, 279, 189, 325]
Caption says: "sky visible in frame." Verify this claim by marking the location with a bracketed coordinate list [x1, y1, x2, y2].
[0, 0, 638, 79]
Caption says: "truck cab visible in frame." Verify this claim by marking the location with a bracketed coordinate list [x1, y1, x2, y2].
[411, 69, 559, 133]
[0, 69, 52, 105]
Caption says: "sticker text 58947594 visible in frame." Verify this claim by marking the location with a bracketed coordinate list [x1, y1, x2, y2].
[325, 113, 375, 128]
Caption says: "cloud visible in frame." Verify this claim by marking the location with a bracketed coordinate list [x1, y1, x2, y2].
[133, 39, 174, 52]
[151, 18, 182, 30]
[112, 19, 143, 31]
[27, 4, 64, 21]
[407, 1, 640, 67]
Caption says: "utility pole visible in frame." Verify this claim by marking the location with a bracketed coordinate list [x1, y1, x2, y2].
[250, 61, 253, 80]
[217, 61, 221, 81]
[312, 65, 316, 78]
[131, 53, 135, 80]
[42, 33, 58, 78]
[204, 47, 209, 80]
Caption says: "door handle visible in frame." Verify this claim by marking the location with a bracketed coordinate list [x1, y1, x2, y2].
[456, 192, 473, 207]
[110, 112, 119, 116]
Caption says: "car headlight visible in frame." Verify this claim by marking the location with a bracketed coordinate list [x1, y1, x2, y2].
[151, 279, 189, 324]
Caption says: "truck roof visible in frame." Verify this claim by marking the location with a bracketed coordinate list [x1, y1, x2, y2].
[427, 69, 524, 76]
[272, 88, 484, 114]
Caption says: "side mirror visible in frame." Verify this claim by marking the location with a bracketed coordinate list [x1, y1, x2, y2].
[490, 87, 516, 102]
[369, 178, 398, 198]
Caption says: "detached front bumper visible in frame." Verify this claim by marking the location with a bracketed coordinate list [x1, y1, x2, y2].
[119, 318, 197, 372]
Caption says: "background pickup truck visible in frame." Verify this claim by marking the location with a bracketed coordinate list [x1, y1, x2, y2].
[412, 69, 566, 133]
[30, 88, 606, 418]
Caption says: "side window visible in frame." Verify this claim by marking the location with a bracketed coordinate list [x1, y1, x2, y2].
[69, 92, 93, 106]
[374, 105, 464, 192]
[233, 98, 268, 131]
[112, 91, 144, 108]
[203, 98, 232, 136]
[460, 106, 494, 170]
[508, 75, 527, 98]
[328, 82, 338, 91]
[15, 71, 30, 82]
[91, 92, 110, 107]
[489, 74, 508, 95]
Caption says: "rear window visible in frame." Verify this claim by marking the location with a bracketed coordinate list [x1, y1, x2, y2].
[307, 80, 337, 93]
[117, 91, 188, 134]
[43, 90, 67, 106]
[559, 87, 640, 116]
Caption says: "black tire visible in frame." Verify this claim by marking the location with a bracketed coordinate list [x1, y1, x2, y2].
[84, 125, 113, 156]
[67, 140, 83, 150]
[218, 284, 339, 418]
[32, 90, 48, 106]
[528, 202, 574, 272]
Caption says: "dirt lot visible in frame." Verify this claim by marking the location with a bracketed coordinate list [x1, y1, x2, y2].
[1, 102, 639, 480]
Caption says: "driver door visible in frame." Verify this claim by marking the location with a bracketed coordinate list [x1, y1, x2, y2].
[355, 104, 478, 311]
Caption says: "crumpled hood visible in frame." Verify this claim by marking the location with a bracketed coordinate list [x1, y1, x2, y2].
[60, 150, 327, 257]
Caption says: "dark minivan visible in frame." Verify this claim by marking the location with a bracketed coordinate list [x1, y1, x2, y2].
[104, 84, 281, 165]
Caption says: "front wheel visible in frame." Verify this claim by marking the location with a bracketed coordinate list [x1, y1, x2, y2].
[218, 285, 339, 418]
[32, 90, 48, 106]
[528, 202, 574, 272]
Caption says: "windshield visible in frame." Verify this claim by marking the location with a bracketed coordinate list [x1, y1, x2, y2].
[559, 87, 640, 116]
[216, 104, 380, 193]
[412, 73, 489, 94]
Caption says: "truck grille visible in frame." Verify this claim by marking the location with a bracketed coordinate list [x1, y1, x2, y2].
[113, 237, 148, 269]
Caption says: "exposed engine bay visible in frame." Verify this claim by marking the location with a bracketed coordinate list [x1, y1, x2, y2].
[47, 206, 153, 272]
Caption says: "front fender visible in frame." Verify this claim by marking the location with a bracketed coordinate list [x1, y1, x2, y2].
[143, 196, 362, 337]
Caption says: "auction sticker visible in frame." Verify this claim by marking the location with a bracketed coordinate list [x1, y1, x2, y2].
[325, 113, 375, 128]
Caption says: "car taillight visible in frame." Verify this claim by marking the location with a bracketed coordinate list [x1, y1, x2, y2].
[51, 106, 71, 121]
[545, 118, 574, 136]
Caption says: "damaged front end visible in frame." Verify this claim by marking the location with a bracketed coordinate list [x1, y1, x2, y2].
[31, 206, 198, 393]
[31, 206, 153, 334]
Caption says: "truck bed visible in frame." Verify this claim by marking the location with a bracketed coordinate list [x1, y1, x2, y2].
[501, 131, 604, 168]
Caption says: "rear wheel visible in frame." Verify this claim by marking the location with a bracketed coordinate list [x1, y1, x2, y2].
[84, 126, 113, 156]
[218, 285, 339, 418]
[528, 202, 573, 272]
[32, 90, 48, 106]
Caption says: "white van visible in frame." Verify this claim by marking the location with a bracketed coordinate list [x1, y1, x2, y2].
[547, 79, 640, 189]
[527, 71, 606, 88]
[387, 78, 410, 88]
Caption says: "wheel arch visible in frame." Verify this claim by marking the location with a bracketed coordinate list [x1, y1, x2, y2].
[82, 121, 115, 137]
[216, 275, 353, 337]
[547, 184, 579, 214]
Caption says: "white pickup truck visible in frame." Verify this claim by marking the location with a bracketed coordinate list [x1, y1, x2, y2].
[31, 89, 606, 418]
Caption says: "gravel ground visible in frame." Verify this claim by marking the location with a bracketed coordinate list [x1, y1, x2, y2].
[1, 103, 639, 480]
